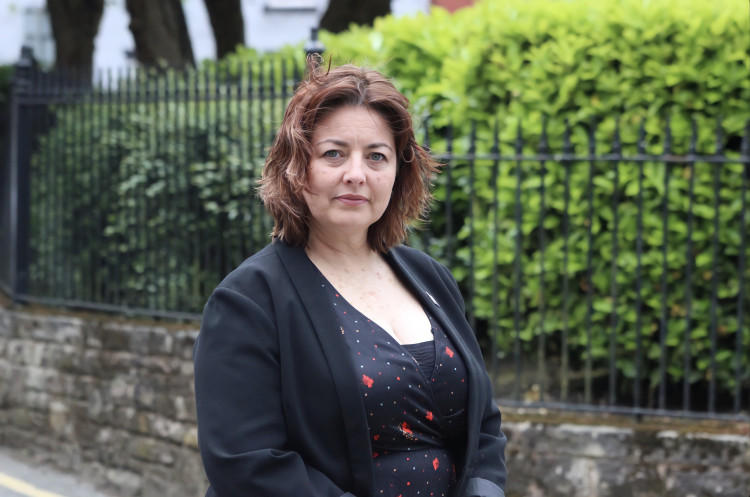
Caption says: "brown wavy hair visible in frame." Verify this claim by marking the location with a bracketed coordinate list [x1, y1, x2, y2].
[258, 58, 440, 253]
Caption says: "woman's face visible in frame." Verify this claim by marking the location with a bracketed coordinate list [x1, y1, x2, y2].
[303, 105, 397, 241]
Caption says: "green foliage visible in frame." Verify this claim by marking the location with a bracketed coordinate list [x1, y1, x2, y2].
[322, 0, 748, 151]
[317, 0, 750, 399]
[29, 64, 294, 311]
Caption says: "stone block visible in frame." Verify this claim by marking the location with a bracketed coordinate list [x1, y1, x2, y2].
[128, 436, 175, 466]
[85, 327, 104, 349]
[95, 428, 135, 468]
[147, 413, 188, 443]
[73, 375, 98, 400]
[42, 343, 78, 370]
[97, 351, 138, 377]
[110, 375, 135, 402]
[183, 426, 199, 449]
[665, 468, 750, 497]
[4, 339, 26, 364]
[99, 326, 131, 352]
[0, 365, 26, 406]
[100, 323, 175, 356]
[49, 400, 75, 438]
[32, 319, 84, 346]
[24, 366, 58, 392]
[112, 406, 139, 432]
[14, 316, 36, 339]
[10, 407, 45, 430]
[173, 329, 199, 360]
[0, 311, 12, 337]
[23, 390, 51, 410]
[134, 382, 156, 410]
[173, 395, 197, 421]
[141, 459, 205, 497]
[104, 468, 142, 497]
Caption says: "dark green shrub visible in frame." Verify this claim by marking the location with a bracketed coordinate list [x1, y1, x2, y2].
[0, 65, 13, 107]
[29, 63, 295, 312]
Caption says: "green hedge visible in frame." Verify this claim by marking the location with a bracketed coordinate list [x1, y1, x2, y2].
[318, 0, 750, 399]
[29, 65, 292, 311]
[323, 0, 748, 151]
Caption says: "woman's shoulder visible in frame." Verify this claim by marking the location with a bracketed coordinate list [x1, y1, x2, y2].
[390, 244, 451, 275]
[388, 244, 458, 292]
[212, 240, 299, 297]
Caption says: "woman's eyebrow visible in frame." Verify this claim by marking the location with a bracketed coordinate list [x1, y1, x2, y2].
[314, 138, 394, 153]
[366, 142, 394, 152]
[314, 138, 348, 147]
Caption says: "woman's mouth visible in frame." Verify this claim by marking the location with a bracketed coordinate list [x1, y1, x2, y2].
[335, 194, 368, 206]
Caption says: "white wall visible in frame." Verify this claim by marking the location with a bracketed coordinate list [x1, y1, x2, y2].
[0, 0, 430, 69]
[0, 0, 51, 66]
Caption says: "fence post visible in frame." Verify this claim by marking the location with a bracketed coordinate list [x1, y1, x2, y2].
[304, 27, 325, 58]
[5, 46, 35, 301]
[0, 59, 10, 295]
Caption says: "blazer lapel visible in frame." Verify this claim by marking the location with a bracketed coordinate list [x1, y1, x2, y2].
[385, 248, 485, 467]
[272, 240, 374, 497]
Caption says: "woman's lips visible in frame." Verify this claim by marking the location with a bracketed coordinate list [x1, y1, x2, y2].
[336, 195, 368, 206]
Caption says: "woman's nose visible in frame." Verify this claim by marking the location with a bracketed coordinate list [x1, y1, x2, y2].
[343, 155, 366, 184]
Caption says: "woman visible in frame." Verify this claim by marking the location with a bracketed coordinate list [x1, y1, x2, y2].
[193, 61, 507, 497]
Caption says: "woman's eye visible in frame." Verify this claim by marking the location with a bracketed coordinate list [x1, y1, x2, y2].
[370, 152, 386, 162]
[323, 150, 341, 158]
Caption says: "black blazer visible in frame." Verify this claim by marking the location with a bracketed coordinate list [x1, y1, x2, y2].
[193, 239, 507, 497]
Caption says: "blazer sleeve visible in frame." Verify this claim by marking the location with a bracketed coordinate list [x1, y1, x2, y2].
[193, 286, 355, 497]
[435, 263, 508, 497]
[464, 373, 507, 497]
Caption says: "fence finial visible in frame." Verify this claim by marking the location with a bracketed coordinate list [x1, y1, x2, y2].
[305, 27, 325, 58]
[14, 46, 36, 86]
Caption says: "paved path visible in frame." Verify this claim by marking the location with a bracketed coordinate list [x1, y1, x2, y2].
[0, 448, 114, 497]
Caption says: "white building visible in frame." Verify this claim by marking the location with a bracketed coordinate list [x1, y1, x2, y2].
[0, 0, 430, 69]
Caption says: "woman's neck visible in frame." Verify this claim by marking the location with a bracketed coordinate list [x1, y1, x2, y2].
[305, 229, 380, 273]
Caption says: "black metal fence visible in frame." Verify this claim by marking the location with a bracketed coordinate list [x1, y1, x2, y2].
[1, 50, 748, 421]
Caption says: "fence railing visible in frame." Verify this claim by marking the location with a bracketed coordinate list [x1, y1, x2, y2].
[1, 50, 748, 421]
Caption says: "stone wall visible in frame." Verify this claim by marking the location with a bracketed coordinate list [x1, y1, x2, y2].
[504, 417, 749, 497]
[0, 303, 748, 497]
[0, 305, 205, 497]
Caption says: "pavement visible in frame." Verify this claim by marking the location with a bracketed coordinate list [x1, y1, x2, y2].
[0, 448, 114, 497]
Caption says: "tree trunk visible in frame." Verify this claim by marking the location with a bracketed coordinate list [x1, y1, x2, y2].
[319, 0, 390, 34]
[203, 0, 245, 60]
[46, 0, 104, 75]
[125, 0, 195, 68]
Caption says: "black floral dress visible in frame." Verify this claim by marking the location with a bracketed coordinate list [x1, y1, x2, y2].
[320, 277, 470, 497]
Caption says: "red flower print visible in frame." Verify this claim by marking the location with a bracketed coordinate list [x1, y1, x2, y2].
[426, 411, 434, 421]
[433, 458, 440, 470]
[373, 451, 379, 458]
[362, 375, 374, 388]
[373, 434, 380, 441]
[399, 421, 417, 440]
[445, 346, 455, 358]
